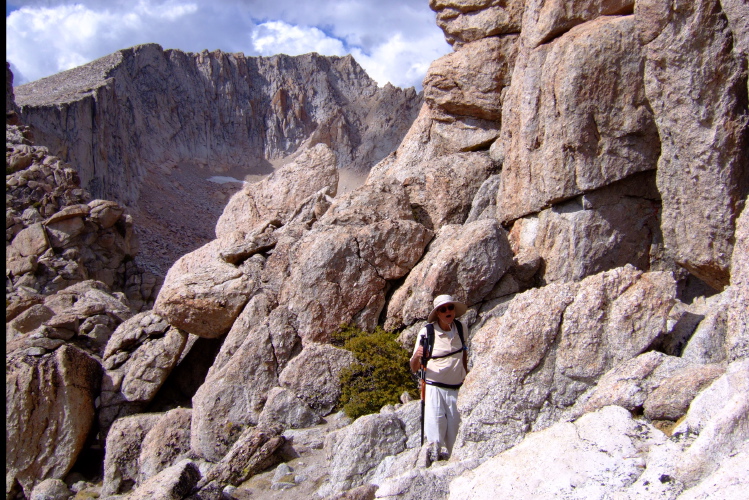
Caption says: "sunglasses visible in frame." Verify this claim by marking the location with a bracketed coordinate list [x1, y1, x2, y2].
[438, 304, 455, 313]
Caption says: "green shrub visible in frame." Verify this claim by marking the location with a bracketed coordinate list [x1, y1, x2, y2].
[332, 324, 418, 420]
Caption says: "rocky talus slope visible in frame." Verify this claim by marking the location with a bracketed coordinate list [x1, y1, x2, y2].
[6, 0, 749, 499]
[14, 46, 422, 275]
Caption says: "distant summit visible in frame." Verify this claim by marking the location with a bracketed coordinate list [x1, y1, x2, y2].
[15, 44, 422, 273]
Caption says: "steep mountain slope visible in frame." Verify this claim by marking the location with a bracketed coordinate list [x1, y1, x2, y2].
[15, 44, 422, 273]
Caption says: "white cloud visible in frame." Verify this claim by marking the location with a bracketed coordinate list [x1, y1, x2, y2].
[6, 0, 451, 89]
[252, 21, 346, 57]
[133, 0, 198, 21]
[351, 30, 449, 89]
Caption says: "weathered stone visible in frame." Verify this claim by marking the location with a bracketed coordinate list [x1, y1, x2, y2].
[644, 363, 726, 421]
[508, 172, 662, 284]
[45, 216, 86, 249]
[672, 359, 749, 486]
[278, 343, 356, 416]
[322, 413, 407, 495]
[450, 406, 678, 499]
[139, 408, 193, 483]
[6, 345, 101, 497]
[99, 312, 187, 437]
[430, 0, 524, 47]
[215, 143, 338, 240]
[522, 0, 634, 48]
[153, 239, 254, 338]
[280, 184, 433, 339]
[197, 424, 285, 489]
[681, 290, 733, 364]
[124, 459, 200, 500]
[465, 174, 500, 223]
[190, 307, 287, 462]
[424, 36, 518, 122]
[102, 413, 163, 497]
[726, 202, 749, 361]
[11, 222, 49, 257]
[455, 266, 676, 460]
[640, 0, 749, 289]
[385, 220, 512, 330]
[8, 304, 55, 334]
[88, 199, 124, 229]
[257, 387, 323, 429]
[576, 352, 688, 416]
[44, 204, 90, 225]
[29, 478, 72, 500]
[677, 440, 749, 500]
[498, 15, 659, 223]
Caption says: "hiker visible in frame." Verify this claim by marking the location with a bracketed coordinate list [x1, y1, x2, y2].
[410, 294, 469, 460]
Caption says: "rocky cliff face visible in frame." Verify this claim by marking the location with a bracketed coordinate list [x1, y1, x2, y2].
[5, 0, 749, 499]
[14, 45, 422, 274]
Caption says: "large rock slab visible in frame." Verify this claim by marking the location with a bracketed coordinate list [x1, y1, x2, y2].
[102, 413, 163, 497]
[449, 406, 680, 499]
[521, 0, 635, 48]
[507, 171, 662, 284]
[322, 413, 407, 495]
[257, 386, 323, 429]
[423, 36, 518, 122]
[196, 424, 285, 492]
[153, 239, 255, 338]
[385, 220, 512, 330]
[124, 459, 200, 500]
[672, 359, 749, 486]
[6, 345, 101, 498]
[215, 143, 338, 240]
[278, 343, 356, 416]
[280, 181, 433, 340]
[99, 311, 188, 437]
[139, 408, 193, 483]
[455, 265, 676, 459]
[726, 202, 748, 361]
[190, 305, 287, 462]
[429, 0, 524, 48]
[498, 15, 659, 223]
[639, 0, 749, 289]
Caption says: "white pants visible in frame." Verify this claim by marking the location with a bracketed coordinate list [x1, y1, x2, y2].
[425, 384, 461, 454]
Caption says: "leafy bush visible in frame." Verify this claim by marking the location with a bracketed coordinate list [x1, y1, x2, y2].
[332, 324, 418, 420]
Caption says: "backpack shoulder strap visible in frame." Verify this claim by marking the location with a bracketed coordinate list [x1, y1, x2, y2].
[425, 322, 435, 358]
[455, 319, 465, 347]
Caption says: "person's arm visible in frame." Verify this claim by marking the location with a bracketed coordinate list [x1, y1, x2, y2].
[410, 346, 423, 373]
[410, 329, 426, 373]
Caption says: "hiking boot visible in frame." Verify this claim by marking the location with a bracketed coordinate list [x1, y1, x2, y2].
[428, 441, 441, 463]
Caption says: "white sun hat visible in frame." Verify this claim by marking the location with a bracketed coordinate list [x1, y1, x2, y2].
[427, 294, 467, 323]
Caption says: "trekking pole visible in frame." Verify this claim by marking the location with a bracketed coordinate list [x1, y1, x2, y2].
[419, 335, 429, 447]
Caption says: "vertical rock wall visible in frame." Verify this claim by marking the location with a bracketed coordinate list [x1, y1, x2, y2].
[15, 44, 422, 207]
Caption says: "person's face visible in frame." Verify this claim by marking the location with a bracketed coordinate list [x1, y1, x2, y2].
[437, 303, 455, 324]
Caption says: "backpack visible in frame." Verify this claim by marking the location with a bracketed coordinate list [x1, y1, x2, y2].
[424, 319, 465, 360]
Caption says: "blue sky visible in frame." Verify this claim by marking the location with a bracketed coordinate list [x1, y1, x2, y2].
[6, 0, 452, 90]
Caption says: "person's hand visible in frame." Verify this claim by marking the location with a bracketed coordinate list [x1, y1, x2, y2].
[411, 346, 425, 372]
[414, 346, 424, 359]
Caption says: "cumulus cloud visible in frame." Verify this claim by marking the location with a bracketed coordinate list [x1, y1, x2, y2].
[252, 21, 346, 57]
[6, 0, 451, 89]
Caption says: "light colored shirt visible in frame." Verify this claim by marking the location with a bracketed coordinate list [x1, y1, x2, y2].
[412, 321, 468, 386]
